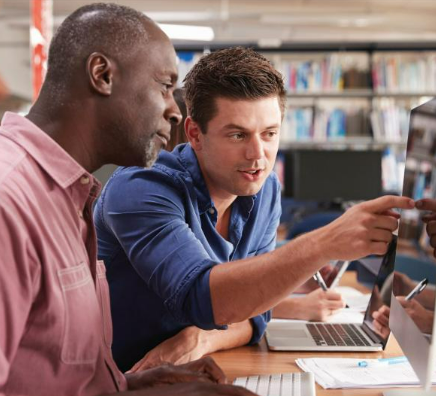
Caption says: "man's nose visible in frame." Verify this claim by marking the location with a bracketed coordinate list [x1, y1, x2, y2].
[168, 97, 182, 125]
[246, 136, 263, 160]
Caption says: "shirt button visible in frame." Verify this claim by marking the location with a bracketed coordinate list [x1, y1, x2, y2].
[80, 176, 90, 185]
[208, 208, 215, 215]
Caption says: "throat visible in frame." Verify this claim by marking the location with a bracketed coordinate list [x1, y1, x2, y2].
[215, 206, 232, 241]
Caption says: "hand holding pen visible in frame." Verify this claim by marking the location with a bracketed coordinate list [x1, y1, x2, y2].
[405, 278, 428, 301]
[313, 271, 328, 291]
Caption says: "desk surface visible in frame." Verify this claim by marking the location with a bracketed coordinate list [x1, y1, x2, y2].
[210, 271, 404, 396]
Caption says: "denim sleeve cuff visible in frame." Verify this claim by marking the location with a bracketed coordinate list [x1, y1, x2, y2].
[165, 262, 228, 331]
[248, 310, 271, 345]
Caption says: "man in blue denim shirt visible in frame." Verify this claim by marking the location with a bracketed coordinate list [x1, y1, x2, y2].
[94, 48, 414, 373]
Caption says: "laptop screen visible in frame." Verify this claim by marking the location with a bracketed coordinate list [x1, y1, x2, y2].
[361, 235, 398, 347]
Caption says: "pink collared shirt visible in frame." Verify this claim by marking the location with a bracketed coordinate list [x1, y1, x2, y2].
[0, 113, 127, 396]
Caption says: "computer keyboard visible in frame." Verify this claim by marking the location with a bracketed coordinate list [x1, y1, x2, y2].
[233, 372, 316, 396]
[307, 323, 371, 347]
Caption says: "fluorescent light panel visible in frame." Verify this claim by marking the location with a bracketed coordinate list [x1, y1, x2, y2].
[158, 23, 214, 41]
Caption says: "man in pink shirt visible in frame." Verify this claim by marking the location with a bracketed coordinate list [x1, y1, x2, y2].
[0, 3, 252, 396]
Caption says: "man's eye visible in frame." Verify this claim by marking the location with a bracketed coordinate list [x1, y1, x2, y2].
[230, 133, 244, 141]
[265, 131, 277, 138]
[162, 83, 172, 92]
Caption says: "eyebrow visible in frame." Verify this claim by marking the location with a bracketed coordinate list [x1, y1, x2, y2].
[158, 69, 178, 83]
[222, 123, 280, 131]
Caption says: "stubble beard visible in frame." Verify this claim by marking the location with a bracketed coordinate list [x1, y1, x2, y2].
[143, 137, 159, 168]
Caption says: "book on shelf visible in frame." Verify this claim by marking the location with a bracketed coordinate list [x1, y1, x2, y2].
[372, 52, 436, 93]
[281, 105, 371, 142]
[370, 106, 409, 142]
[280, 53, 370, 93]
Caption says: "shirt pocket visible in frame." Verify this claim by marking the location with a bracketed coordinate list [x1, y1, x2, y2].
[58, 263, 100, 364]
[96, 260, 113, 348]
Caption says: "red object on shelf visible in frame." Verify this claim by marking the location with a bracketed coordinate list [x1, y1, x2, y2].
[31, 0, 52, 101]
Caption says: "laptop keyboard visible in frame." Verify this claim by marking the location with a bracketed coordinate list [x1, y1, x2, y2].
[307, 323, 371, 347]
[233, 372, 315, 396]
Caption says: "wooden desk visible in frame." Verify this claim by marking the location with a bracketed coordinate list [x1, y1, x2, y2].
[210, 271, 404, 396]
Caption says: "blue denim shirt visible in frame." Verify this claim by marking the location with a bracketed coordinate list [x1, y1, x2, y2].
[94, 144, 282, 372]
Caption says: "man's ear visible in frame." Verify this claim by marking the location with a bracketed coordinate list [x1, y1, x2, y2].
[185, 117, 204, 150]
[86, 52, 113, 96]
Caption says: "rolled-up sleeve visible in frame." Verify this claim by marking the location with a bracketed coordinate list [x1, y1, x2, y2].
[100, 167, 226, 330]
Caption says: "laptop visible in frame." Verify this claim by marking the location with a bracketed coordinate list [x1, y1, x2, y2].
[266, 236, 397, 352]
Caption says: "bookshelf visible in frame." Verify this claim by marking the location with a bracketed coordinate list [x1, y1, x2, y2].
[176, 43, 436, 193]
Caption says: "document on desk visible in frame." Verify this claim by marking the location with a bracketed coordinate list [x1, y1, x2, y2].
[296, 358, 436, 389]
[334, 286, 371, 311]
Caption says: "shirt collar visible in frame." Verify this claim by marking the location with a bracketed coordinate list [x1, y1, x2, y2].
[0, 112, 98, 191]
[178, 143, 258, 216]
[179, 144, 213, 214]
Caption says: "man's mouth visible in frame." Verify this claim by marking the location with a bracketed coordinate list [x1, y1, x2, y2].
[238, 168, 264, 180]
[156, 132, 170, 147]
[240, 169, 262, 175]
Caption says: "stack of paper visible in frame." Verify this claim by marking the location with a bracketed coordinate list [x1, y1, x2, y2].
[296, 358, 436, 389]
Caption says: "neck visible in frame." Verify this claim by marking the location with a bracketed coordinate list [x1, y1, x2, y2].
[26, 95, 103, 173]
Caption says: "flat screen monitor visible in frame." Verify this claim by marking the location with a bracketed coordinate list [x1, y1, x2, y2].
[284, 149, 383, 201]
[389, 97, 436, 395]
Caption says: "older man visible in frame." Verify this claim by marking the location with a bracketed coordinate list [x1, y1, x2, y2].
[0, 3, 252, 396]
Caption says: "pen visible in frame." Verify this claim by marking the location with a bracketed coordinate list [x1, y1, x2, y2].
[405, 278, 428, 301]
[357, 356, 408, 367]
[313, 271, 328, 292]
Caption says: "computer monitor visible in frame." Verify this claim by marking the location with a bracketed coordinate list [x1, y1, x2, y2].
[388, 97, 436, 395]
[283, 149, 383, 201]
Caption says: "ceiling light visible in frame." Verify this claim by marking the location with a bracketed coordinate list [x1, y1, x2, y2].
[146, 11, 216, 22]
[159, 23, 214, 41]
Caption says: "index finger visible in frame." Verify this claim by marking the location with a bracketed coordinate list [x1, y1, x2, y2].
[181, 357, 227, 384]
[416, 199, 436, 213]
[324, 290, 343, 300]
[360, 196, 414, 213]
[396, 296, 411, 307]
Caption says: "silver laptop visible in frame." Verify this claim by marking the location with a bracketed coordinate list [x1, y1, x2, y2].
[266, 236, 397, 352]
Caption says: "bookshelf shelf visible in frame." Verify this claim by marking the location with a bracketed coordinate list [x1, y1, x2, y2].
[279, 138, 407, 150]
[286, 90, 436, 99]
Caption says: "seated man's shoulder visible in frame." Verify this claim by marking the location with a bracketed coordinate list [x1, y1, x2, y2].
[101, 149, 190, 206]
[0, 135, 27, 187]
[0, 137, 36, 210]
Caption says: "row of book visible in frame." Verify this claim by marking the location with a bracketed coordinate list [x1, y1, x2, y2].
[373, 53, 436, 93]
[281, 54, 370, 92]
[281, 104, 409, 142]
[278, 52, 436, 93]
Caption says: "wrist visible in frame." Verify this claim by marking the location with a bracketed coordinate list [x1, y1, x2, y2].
[309, 224, 336, 262]
[184, 326, 211, 356]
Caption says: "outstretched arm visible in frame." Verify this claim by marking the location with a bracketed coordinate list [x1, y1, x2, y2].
[128, 321, 253, 372]
[210, 196, 414, 325]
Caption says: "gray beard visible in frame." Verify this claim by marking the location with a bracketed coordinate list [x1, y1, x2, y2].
[143, 138, 158, 168]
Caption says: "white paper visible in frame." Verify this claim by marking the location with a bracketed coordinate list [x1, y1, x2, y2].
[296, 358, 436, 389]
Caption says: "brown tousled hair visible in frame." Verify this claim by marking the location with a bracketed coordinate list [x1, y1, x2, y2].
[183, 47, 286, 133]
